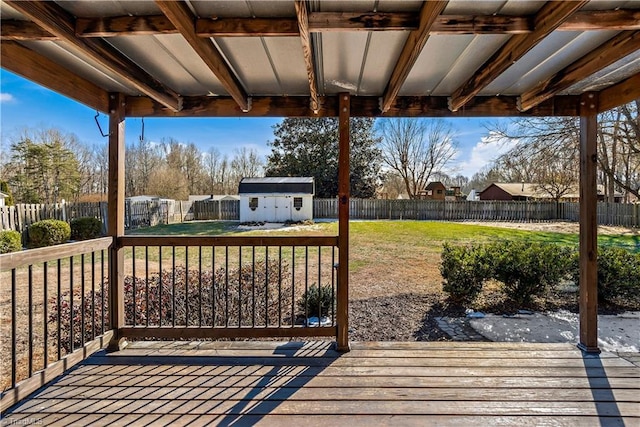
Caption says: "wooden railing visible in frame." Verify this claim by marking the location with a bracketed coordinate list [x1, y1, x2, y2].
[0, 237, 113, 411]
[118, 235, 341, 340]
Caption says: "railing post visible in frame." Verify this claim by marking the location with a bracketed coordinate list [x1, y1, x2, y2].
[337, 92, 350, 352]
[578, 92, 600, 354]
[107, 93, 127, 351]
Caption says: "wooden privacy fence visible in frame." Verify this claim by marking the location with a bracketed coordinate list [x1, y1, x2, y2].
[192, 200, 240, 220]
[315, 199, 640, 226]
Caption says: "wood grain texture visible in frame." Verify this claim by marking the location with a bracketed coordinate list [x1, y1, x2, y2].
[119, 235, 338, 247]
[0, 19, 57, 40]
[598, 73, 640, 112]
[0, 41, 109, 112]
[380, 1, 448, 112]
[125, 95, 581, 117]
[337, 93, 350, 351]
[4, 1, 182, 112]
[294, 1, 320, 113]
[197, 17, 299, 37]
[4, 341, 639, 425]
[448, 1, 589, 112]
[155, 0, 249, 112]
[76, 15, 177, 37]
[578, 94, 600, 353]
[519, 31, 640, 111]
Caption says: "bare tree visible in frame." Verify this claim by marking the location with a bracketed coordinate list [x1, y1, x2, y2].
[378, 119, 458, 199]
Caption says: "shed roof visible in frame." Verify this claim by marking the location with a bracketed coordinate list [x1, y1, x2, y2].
[2, 0, 638, 118]
[238, 177, 315, 194]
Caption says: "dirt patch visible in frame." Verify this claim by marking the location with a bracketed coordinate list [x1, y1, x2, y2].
[460, 221, 639, 236]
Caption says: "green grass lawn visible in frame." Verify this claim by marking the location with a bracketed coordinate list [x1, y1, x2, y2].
[124, 220, 638, 300]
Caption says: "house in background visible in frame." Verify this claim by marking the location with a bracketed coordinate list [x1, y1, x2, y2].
[419, 181, 447, 200]
[480, 182, 624, 202]
[0, 191, 8, 207]
[238, 177, 314, 223]
[479, 183, 540, 201]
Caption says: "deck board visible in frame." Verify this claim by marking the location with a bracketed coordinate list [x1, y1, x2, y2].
[3, 341, 639, 426]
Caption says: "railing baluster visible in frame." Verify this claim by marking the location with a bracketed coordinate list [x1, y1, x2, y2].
[212, 246, 216, 327]
[81, 253, 85, 347]
[238, 246, 242, 327]
[159, 246, 163, 327]
[57, 259, 62, 359]
[28, 265, 33, 376]
[91, 252, 95, 340]
[11, 268, 17, 388]
[265, 246, 269, 326]
[332, 248, 336, 326]
[145, 246, 149, 328]
[101, 249, 105, 334]
[44, 261, 48, 369]
[172, 246, 176, 328]
[291, 246, 296, 327]
[132, 246, 136, 327]
[278, 246, 282, 327]
[185, 246, 189, 326]
[317, 246, 321, 327]
[252, 246, 256, 327]
[69, 256, 74, 352]
[199, 246, 203, 327]
[225, 246, 229, 327]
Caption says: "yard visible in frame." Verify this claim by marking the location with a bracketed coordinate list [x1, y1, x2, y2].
[2, 220, 638, 391]
[127, 220, 640, 341]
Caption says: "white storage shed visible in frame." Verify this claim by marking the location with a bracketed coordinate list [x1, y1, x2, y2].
[238, 177, 314, 223]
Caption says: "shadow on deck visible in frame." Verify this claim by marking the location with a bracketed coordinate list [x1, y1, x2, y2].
[3, 341, 639, 426]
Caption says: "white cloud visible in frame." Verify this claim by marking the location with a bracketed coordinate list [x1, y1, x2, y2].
[457, 132, 518, 177]
[0, 93, 15, 103]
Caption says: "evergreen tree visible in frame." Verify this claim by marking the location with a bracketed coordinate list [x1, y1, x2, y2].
[265, 118, 382, 198]
[0, 180, 14, 205]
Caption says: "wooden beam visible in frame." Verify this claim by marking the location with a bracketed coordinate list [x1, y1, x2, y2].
[197, 17, 299, 37]
[578, 92, 600, 354]
[107, 93, 126, 351]
[125, 94, 581, 118]
[598, 73, 640, 112]
[337, 92, 350, 352]
[294, 1, 320, 113]
[12, 9, 640, 40]
[4, 1, 182, 112]
[1, 41, 109, 112]
[0, 19, 57, 40]
[448, 1, 588, 112]
[519, 31, 640, 112]
[562, 9, 640, 31]
[76, 15, 177, 37]
[380, 1, 448, 113]
[155, 0, 250, 112]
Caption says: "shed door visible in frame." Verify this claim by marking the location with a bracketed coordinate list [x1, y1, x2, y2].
[274, 196, 292, 222]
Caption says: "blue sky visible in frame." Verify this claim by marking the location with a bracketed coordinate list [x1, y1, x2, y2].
[1, 69, 512, 178]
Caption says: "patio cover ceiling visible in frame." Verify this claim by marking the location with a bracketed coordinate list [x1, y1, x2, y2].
[1, 0, 639, 118]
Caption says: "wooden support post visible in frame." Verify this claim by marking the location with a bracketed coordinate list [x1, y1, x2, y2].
[337, 92, 350, 352]
[107, 93, 127, 352]
[578, 92, 600, 354]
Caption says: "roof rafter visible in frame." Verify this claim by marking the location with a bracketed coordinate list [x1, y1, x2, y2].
[598, 73, 640, 113]
[294, 0, 320, 113]
[448, 0, 588, 112]
[1, 41, 109, 112]
[155, 0, 250, 112]
[380, 1, 449, 113]
[4, 0, 182, 112]
[519, 31, 640, 112]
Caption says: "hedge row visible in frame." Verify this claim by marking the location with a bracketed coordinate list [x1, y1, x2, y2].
[441, 241, 640, 306]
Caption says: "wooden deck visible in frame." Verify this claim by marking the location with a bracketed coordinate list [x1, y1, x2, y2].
[3, 341, 639, 426]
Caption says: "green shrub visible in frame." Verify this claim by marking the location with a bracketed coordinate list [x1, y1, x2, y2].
[71, 217, 103, 240]
[440, 243, 493, 305]
[0, 230, 22, 253]
[571, 247, 640, 305]
[27, 219, 71, 248]
[491, 241, 573, 306]
[298, 284, 334, 318]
